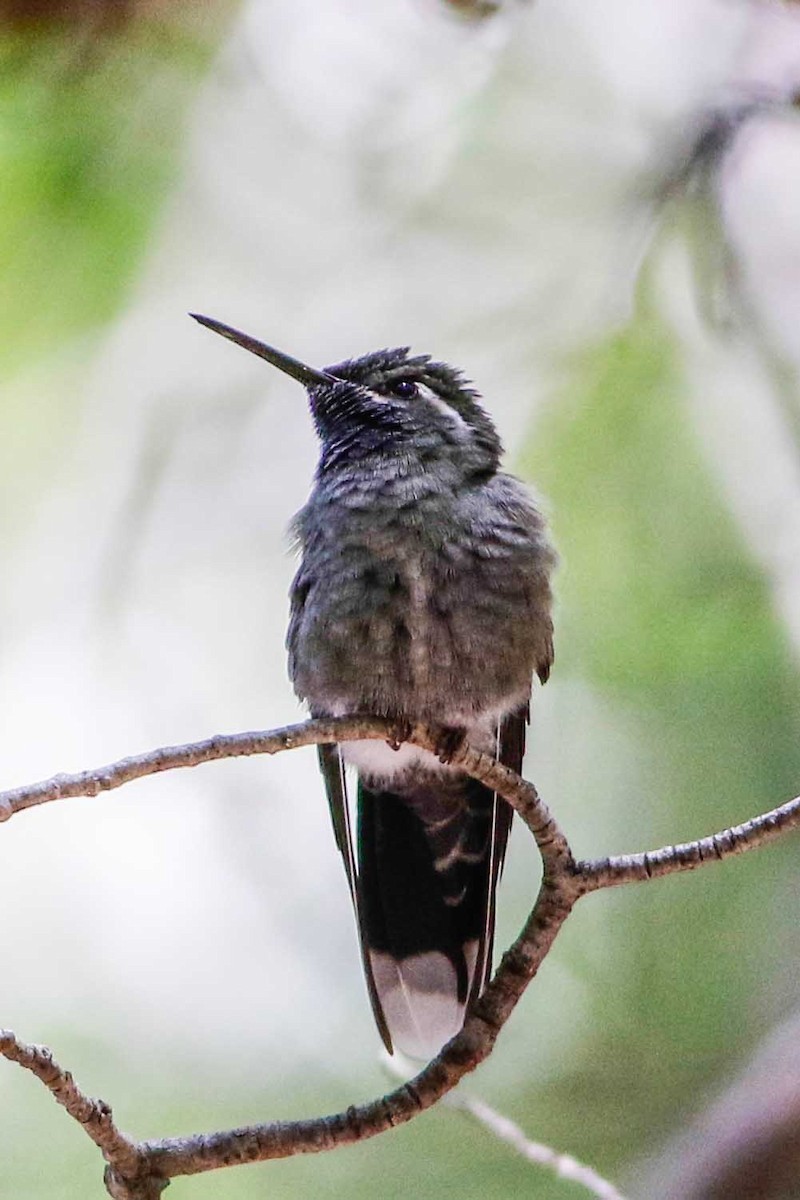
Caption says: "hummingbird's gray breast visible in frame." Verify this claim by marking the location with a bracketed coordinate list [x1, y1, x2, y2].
[287, 470, 554, 728]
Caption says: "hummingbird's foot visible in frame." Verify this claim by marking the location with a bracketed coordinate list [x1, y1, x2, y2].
[387, 718, 413, 752]
[436, 725, 468, 765]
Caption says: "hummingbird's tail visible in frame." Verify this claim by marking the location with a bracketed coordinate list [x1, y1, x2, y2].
[356, 773, 512, 1059]
[317, 708, 526, 1058]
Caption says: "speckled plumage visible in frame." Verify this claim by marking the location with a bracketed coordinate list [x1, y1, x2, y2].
[289, 453, 553, 726]
[284, 346, 556, 1057]
[191, 317, 556, 1059]
[288, 350, 554, 726]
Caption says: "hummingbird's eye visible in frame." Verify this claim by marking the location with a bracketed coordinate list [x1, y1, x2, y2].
[390, 378, 419, 400]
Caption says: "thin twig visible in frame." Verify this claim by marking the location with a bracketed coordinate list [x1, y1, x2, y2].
[0, 719, 392, 821]
[382, 1050, 629, 1200]
[0, 718, 574, 877]
[459, 1097, 628, 1200]
[577, 793, 800, 891]
[0, 1031, 147, 1185]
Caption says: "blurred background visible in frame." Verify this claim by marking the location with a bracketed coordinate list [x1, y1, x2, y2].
[1, 0, 800, 1197]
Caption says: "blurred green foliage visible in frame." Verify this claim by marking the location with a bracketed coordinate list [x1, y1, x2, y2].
[520, 309, 800, 1183]
[0, 13, 223, 377]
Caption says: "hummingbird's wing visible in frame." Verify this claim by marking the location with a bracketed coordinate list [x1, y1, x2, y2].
[317, 743, 393, 1051]
[472, 703, 527, 1001]
[317, 743, 356, 901]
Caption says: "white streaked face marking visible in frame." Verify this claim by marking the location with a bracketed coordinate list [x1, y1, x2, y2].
[417, 383, 470, 439]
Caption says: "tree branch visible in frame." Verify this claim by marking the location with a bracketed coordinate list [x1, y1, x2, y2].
[1, 717, 798, 1197]
[0, 1031, 154, 1196]
[577, 793, 800, 891]
[0, 717, 575, 877]
[457, 1096, 628, 1200]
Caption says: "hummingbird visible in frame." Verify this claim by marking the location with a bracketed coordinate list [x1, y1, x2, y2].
[192, 313, 556, 1058]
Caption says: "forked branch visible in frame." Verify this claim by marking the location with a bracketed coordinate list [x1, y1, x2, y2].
[1, 717, 798, 1199]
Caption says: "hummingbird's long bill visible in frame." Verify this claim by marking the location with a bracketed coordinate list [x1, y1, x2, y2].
[190, 313, 333, 388]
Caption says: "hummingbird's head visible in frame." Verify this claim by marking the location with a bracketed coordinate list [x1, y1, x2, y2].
[190, 315, 502, 478]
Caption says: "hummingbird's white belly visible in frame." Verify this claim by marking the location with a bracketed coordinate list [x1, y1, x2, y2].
[339, 738, 447, 782]
[328, 691, 527, 786]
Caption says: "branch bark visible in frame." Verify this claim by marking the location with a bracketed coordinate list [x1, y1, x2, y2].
[1, 717, 798, 1198]
[0, 1031, 139, 1173]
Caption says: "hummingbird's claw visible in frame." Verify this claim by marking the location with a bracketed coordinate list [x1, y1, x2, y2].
[387, 718, 413, 752]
